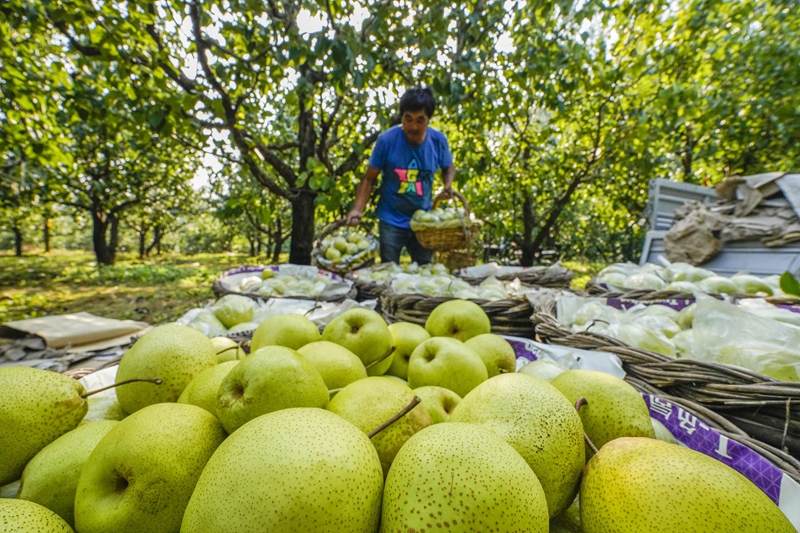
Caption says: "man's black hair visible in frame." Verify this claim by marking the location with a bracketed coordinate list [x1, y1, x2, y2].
[399, 86, 436, 118]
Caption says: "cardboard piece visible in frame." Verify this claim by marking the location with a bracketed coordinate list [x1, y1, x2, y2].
[0, 313, 150, 349]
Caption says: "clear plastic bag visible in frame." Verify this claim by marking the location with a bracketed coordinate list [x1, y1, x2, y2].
[689, 298, 800, 381]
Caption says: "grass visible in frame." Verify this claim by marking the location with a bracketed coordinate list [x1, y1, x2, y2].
[0, 250, 272, 325]
[0, 250, 606, 325]
[562, 260, 607, 290]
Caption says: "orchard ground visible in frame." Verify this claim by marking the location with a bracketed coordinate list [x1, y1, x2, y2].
[0, 250, 602, 324]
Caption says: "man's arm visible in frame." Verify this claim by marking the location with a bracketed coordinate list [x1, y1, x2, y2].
[345, 166, 380, 225]
[436, 164, 456, 201]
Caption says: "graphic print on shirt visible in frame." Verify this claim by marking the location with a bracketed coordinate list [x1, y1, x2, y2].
[396, 158, 424, 196]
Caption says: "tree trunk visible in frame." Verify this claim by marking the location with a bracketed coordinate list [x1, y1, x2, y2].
[248, 236, 256, 257]
[147, 225, 163, 256]
[12, 222, 22, 257]
[91, 212, 118, 265]
[520, 190, 536, 267]
[289, 193, 315, 264]
[43, 218, 50, 253]
[138, 228, 147, 259]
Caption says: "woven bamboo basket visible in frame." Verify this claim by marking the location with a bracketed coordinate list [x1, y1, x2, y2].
[411, 191, 481, 252]
[586, 279, 800, 306]
[312, 219, 378, 275]
[380, 290, 536, 338]
[459, 264, 575, 288]
[212, 267, 357, 304]
[532, 312, 800, 480]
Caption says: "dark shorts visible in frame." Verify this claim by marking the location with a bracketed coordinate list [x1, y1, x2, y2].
[379, 220, 434, 265]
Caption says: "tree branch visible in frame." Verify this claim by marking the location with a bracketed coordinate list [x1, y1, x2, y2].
[51, 20, 101, 56]
[334, 130, 380, 176]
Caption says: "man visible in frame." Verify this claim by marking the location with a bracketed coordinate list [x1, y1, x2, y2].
[345, 87, 455, 265]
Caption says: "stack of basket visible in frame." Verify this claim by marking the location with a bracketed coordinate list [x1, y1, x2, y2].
[532, 312, 800, 480]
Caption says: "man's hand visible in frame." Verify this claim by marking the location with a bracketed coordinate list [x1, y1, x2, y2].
[435, 186, 453, 202]
[344, 209, 363, 226]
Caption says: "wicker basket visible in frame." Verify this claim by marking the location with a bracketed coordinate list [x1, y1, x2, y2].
[412, 191, 481, 252]
[380, 290, 536, 338]
[532, 312, 800, 478]
[434, 250, 476, 272]
[212, 266, 357, 304]
[459, 264, 575, 288]
[312, 220, 378, 275]
[586, 279, 800, 306]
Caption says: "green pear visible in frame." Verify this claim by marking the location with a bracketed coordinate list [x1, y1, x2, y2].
[0, 499, 74, 532]
[321, 308, 394, 376]
[407, 337, 488, 398]
[250, 314, 321, 352]
[413, 386, 461, 424]
[17, 421, 118, 527]
[551, 370, 655, 458]
[296, 341, 367, 392]
[181, 408, 384, 533]
[581, 438, 796, 533]
[425, 299, 491, 341]
[450, 373, 585, 517]
[326, 377, 431, 476]
[385, 322, 430, 380]
[210, 337, 246, 363]
[177, 361, 239, 415]
[0, 367, 89, 485]
[464, 333, 516, 377]
[216, 346, 329, 433]
[74, 403, 225, 533]
[381, 423, 549, 533]
[115, 324, 217, 414]
[519, 359, 567, 382]
[551, 495, 581, 533]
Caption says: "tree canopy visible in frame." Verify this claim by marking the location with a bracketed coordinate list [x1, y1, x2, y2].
[1, 0, 798, 264]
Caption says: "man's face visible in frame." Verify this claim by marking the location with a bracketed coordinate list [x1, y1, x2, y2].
[401, 109, 430, 146]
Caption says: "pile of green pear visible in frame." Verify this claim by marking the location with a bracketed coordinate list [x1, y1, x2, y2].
[1, 301, 795, 533]
[320, 231, 374, 264]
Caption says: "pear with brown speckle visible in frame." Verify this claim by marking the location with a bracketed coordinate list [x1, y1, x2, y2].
[581, 438, 796, 533]
[326, 377, 431, 476]
[178, 360, 239, 415]
[550, 370, 655, 459]
[450, 373, 585, 517]
[181, 408, 384, 533]
[0, 366, 89, 486]
[74, 403, 226, 533]
[115, 324, 217, 414]
[0, 499, 74, 532]
[18, 420, 119, 528]
[381, 422, 549, 533]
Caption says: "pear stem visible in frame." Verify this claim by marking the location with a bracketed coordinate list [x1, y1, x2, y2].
[216, 341, 245, 357]
[364, 345, 396, 370]
[328, 387, 343, 395]
[574, 397, 599, 455]
[80, 378, 163, 399]
[368, 396, 421, 438]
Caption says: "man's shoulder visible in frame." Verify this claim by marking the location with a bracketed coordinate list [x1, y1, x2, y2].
[378, 125, 404, 142]
[426, 127, 449, 144]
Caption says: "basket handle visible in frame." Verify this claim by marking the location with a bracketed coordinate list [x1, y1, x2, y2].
[432, 189, 472, 217]
[318, 219, 375, 242]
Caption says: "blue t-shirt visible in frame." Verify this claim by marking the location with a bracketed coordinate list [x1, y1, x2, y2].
[369, 125, 453, 229]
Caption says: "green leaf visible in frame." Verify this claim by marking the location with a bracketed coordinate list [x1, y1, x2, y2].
[780, 272, 800, 297]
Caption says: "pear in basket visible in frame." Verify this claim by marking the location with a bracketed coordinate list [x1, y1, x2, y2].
[581, 438, 796, 533]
